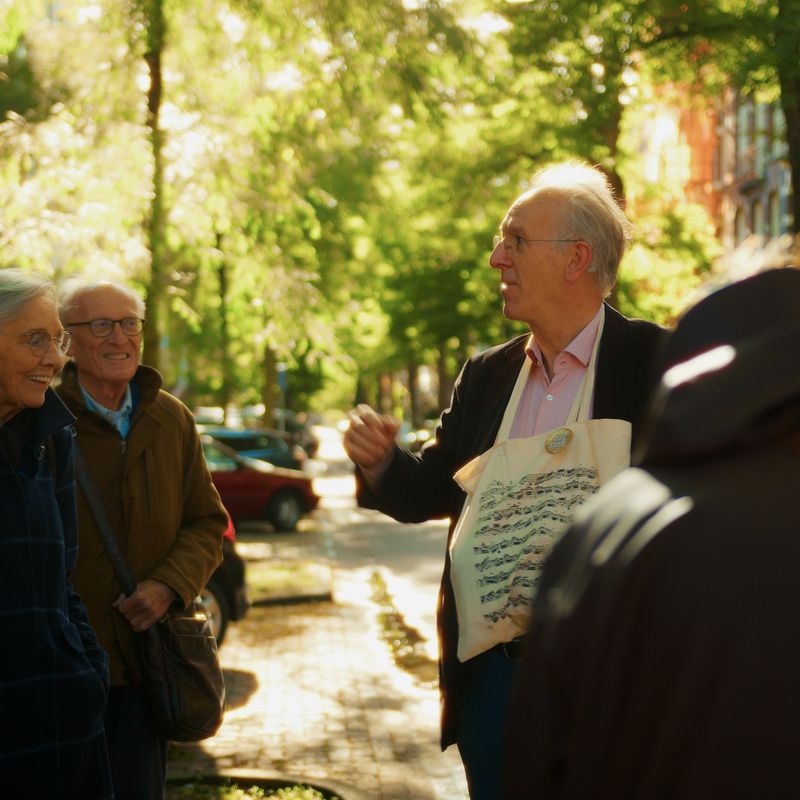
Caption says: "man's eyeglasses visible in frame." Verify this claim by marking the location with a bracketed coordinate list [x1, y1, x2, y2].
[67, 317, 144, 338]
[14, 330, 73, 357]
[493, 235, 579, 254]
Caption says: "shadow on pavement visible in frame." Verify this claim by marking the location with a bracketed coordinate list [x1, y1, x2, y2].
[222, 668, 259, 710]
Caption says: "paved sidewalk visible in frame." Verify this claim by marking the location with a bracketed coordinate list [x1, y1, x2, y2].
[169, 439, 469, 799]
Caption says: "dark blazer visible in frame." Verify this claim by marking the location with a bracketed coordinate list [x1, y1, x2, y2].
[357, 304, 664, 747]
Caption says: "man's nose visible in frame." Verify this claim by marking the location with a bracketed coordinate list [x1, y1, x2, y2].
[489, 241, 510, 270]
[106, 321, 128, 343]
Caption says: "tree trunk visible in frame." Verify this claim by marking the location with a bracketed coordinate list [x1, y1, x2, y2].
[261, 346, 278, 427]
[142, 0, 166, 372]
[437, 339, 454, 411]
[353, 372, 370, 407]
[777, 0, 800, 233]
[407, 359, 421, 427]
[378, 373, 393, 415]
[216, 233, 233, 421]
[598, 98, 624, 310]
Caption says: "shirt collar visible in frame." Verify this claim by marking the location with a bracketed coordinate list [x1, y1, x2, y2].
[79, 380, 133, 437]
[526, 305, 605, 368]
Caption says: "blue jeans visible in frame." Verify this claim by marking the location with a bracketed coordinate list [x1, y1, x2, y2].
[455, 646, 518, 800]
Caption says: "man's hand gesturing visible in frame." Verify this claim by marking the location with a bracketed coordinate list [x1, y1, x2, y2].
[343, 404, 400, 471]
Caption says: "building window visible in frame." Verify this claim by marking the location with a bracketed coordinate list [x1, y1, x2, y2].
[752, 199, 764, 236]
[773, 107, 788, 159]
[735, 207, 747, 244]
[736, 97, 756, 177]
[755, 104, 768, 175]
[769, 193, 780, 237]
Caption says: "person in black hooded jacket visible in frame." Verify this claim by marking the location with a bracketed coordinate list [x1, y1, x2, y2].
[505, 257, 800, 799]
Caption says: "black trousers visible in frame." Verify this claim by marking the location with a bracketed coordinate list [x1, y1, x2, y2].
[104, 686, 168, 800]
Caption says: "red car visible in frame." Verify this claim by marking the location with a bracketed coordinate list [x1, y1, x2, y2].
[199, 512, 249, 645]
[201, 434, 320, 531]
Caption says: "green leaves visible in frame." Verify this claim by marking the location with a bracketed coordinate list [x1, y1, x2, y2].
[0, 0, 793, 415]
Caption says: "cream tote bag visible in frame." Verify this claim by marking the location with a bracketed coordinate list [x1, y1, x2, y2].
[449, 312, 632, 661]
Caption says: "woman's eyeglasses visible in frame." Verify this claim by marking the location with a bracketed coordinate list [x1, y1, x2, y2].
[14, 330, 73, 357]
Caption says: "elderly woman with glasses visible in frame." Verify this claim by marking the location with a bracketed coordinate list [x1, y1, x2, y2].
[0, 268, 113, 799]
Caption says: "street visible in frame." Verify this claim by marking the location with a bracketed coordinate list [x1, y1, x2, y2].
[311, 424, 450, 661]
[170, 425, 469, 799]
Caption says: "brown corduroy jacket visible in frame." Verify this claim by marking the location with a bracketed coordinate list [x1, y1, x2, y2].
[58, 362, 225, 685]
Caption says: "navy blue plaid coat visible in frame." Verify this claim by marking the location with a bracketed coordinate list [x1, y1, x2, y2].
[0, 389, 113, 799]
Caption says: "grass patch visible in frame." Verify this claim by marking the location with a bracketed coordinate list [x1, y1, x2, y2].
[229, 603, 335, 647]
[369, 572, 438, 688]
[167, 781, 337, 799]
[245, 559, 331, 602]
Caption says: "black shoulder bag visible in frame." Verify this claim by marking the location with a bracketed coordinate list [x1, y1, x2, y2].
[73, 444, 225, 742]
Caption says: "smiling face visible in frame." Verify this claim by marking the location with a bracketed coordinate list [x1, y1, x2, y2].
[64, 285, 142, 409]
[488, 189, 577, 330]
[0, 295, 65, 422]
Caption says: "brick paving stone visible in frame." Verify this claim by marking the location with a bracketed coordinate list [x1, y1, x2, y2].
[169, 432, 469, 799]
[169, 556, 469, 800]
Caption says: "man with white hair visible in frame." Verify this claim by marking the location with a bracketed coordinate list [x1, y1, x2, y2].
[58, 280, 225, 800]
[344, 162, 664, 799]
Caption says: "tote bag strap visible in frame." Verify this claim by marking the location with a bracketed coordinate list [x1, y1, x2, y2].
[495, 351, 534, 444]
[73, 444, 138, 597]
[566, 306, 606, 424]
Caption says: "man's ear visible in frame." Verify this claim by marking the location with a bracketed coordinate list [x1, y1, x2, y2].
[564, 241, 593, 282]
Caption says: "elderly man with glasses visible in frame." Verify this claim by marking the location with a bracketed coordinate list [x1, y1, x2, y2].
[344, 161, 665, 799]
[57, 280, 226, 800]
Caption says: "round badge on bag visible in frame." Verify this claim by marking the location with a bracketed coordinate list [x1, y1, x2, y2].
[544, 427, 573, 454]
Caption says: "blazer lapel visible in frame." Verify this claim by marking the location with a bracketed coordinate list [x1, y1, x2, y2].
[594, 305, 628, 419]
[472, 337, 527, 456]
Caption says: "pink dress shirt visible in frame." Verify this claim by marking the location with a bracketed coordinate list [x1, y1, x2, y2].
[361, 306, 605, 486]
[508, 306, 604, 439]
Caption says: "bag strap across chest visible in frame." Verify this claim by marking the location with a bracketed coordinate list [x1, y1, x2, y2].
[73, 443, 138, 597]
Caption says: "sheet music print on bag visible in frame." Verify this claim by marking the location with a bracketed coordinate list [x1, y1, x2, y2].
[473, 465, 599, 624]
[448, 312, 632, 660]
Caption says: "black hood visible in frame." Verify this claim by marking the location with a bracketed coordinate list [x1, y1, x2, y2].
[658, 267, 800, 370]
[636, 268, 800, 465]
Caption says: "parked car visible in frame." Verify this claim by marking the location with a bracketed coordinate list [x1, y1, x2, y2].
[200, 426, 308, 470]
[272, 409, 320, 458]
[397, 419, 438, 453]
[201, 435, 320, 531]
[198, 512, 249, 646]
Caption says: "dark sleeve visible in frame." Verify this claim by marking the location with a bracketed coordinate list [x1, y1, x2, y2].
[355, 357, 475, 524]
[55, 428, 110, 692]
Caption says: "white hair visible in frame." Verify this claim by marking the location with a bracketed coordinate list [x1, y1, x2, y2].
[0, 267, 57, 328]
[518, 160, 632, 296]
[59, 279, 146, 320]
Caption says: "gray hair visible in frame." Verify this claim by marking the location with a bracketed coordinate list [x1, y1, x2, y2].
[59, 279, 146, 320]
[693, 234, 799, 299]
[0, 268, 57, 328]
[523, 161, 632, 296]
